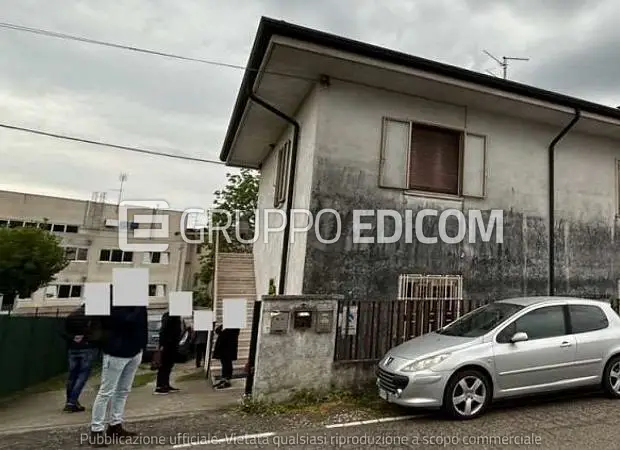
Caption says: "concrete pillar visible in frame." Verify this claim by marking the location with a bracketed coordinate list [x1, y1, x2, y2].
[252, 294, 343, 401]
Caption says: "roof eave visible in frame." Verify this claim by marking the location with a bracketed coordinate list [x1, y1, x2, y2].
[220, 17, 620, 164]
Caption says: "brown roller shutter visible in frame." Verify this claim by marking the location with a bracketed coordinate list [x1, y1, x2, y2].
[409, 124, 461, 195]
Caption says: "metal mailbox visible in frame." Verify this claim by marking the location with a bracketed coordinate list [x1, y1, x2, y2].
[315, 310, 334, 333]
[269, 311, 289, 334]
[292, 305, 314, 329]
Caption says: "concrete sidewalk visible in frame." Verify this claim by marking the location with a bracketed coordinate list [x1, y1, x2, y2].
[0, 363, 244, 435]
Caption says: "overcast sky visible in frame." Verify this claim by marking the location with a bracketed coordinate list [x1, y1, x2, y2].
[1, 0, 619, 210]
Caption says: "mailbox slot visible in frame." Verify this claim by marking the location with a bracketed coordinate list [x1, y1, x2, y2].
[293, 306, 314, 329]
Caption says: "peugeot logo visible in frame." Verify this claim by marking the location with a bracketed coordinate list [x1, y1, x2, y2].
[385, 356, 394, 366]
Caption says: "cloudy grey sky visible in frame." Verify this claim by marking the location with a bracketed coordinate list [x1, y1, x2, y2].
[1, 0, 619, 210]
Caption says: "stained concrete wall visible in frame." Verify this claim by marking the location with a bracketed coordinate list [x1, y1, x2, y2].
[301, 80, 620, 300]
[252, 294, 341, 401]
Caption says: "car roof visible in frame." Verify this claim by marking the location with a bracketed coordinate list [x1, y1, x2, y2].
[496, 296, 611, 307]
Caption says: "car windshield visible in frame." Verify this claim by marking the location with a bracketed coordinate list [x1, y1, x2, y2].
[436, 302, 524, 337]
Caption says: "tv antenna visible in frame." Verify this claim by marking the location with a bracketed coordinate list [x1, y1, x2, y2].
[483, 50, 529, 79]
[117, 172, 128, 206]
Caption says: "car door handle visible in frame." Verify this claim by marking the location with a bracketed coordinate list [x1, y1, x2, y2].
[560, 341, 572, 347]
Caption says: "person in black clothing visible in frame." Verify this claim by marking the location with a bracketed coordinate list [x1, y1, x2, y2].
[89, 305, 147, 445]
[193, 329, 208, 368]
[154, 311, 181, 394]
[63, 303, 100, 412]
[212, 325, 240, 389]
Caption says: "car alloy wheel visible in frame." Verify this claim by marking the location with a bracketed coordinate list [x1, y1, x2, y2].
[609, 362, 620, 393]
[602, 355, 620, 398]
[443, 369, 490, 420]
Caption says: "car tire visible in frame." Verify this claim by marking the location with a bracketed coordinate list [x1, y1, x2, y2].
[442, 369, 491, 420]
[602, 355, 620, 398]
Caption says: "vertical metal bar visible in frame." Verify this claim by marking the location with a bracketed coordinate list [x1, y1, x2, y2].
[334, 300, 341, 361]
[369, 300, 377, 360]
[387, 300, 395, 349]
[346, 301, 353, 360]
[244, 300, 262, 396]
[395, 299, 402, 345]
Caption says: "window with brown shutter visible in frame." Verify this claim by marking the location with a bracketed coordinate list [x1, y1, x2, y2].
[409, 124, 461, 195]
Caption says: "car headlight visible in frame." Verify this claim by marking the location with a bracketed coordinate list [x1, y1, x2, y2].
[401, 353, 451, 372]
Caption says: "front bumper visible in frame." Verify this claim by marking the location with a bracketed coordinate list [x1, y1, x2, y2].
[376, 366, 449, 408]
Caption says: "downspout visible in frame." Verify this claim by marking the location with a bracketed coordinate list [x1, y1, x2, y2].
[248, 93, 300, 295]
[548, 109, 581, 296]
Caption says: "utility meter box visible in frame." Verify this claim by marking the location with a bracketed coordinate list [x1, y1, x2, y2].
[292, 306, 314, 330]
[269, 311, 289, 334]
[315, 310, 334, 333]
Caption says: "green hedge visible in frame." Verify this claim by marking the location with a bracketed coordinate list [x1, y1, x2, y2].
[0, 315, 68, 398]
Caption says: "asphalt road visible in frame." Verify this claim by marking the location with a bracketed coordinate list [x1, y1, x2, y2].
[4, 389, 620, 449]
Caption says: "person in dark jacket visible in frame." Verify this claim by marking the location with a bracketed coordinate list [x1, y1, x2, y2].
[193, 330, 208, 368]
[89, 305, 147, 444]
[154, 311, 182, 394]
[212, 325, 240, 389]
[63, 302, 100, 412]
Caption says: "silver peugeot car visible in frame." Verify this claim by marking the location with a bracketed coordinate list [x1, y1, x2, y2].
[377, 296, 620, 420]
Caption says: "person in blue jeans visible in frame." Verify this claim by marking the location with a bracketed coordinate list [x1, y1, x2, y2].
[63, 302, 100, 412]
[89, 304, 147, 446]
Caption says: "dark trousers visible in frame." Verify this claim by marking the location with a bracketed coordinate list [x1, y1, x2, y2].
[195, 343, 207, 367]
[220, 358, 233, 380]
[66, 348, 96, 405]
[156, 347, 176, 388]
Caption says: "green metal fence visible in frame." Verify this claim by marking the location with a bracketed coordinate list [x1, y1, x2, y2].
[0, 310, 68, 398]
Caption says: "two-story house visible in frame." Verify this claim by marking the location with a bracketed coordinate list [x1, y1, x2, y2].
[219, 17, 620, 302]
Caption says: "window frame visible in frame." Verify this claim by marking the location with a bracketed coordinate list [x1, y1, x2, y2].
[46, 284, 83, 299]
[64, 246, 89, 262]
[273, 140, 291, 208]
[408, 121, 464, 196]
[143, 251, 170, 265]
[567, 304, 609, 334]
[495, 304, 570, 344]
[99, 248, 134, 263]
[148, 284, 167, 297]
[379, 117, 487, 199]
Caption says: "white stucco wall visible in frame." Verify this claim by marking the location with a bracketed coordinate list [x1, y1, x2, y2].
[301, 79, 620, 298]
[318, 80, 620, 221]
[253, 86, 321, 297]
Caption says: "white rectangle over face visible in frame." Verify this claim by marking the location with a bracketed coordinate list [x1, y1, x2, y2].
[194, 310, 213, 331]
[169, 291, 193, 316]
[112, 268, 149, 306]
[223, 298, 247, 329]
[84, 283, 110, 316]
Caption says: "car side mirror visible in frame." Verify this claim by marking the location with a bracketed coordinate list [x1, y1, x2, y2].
[510, 332, 528, 343]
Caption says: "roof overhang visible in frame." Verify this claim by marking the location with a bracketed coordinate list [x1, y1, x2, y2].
[221, 17, 620, 167]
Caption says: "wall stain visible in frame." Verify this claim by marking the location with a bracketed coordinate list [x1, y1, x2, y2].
[301, 161, 618, 301]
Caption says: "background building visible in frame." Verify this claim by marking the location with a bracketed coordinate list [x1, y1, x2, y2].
[0, 190, 202, 314]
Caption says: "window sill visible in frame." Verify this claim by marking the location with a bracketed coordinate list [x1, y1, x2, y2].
[97, 261, 133, 264]
[404, 190, 464, 202]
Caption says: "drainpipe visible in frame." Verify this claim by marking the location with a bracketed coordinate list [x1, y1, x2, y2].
[248, 93, 300, 295]
[548, 109, 581, 296]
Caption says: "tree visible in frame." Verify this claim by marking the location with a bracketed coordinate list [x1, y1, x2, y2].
[193, 169, 259, 308]
[0, 227, 69, 310]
